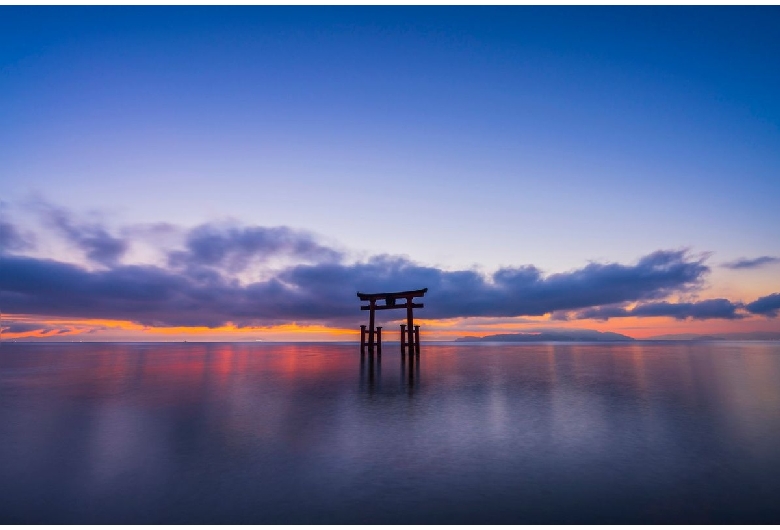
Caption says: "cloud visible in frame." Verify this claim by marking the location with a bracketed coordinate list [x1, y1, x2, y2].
[0, 322, 72, 336]
[0, 248, 715, 328]
[1, 201, 776, 329]
[569, 305, 630, 320]
[722, 256, 780, 270]
[279, 249, 709, 320]
[1, 322, 48, 334]
[745, 293, 780, 317]
[630, 299, 744, 320]
[571, 294, 780, 321]
[36, 202, 127, 265]
[571, 298, 746, 321]
[1, 255, 223, 327]
[168, 223, 343, 273]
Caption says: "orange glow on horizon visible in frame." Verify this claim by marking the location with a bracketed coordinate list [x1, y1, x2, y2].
[1, 314, 356, 341]
[2, 311, 777, 342]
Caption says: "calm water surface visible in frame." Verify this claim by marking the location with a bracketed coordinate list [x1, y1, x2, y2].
[1, 341, 779, 523]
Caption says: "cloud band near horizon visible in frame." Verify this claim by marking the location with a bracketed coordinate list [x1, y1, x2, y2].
[1, 204, 779, 330]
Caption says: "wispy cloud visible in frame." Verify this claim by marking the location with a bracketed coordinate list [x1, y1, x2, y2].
[168, 222, 343, 273]
[34, 201, 127, 266]
[722, 256, 780, 270]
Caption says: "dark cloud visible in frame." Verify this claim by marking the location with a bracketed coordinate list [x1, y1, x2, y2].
[0, 249, 717, 328]
[280, 249, 709, 319]
[745, 293, 780, 317]
[722, 256, 780, 270]
[0, 254, 353, 328]
[2, 202, 776, 329]
[571, 305, 631, 320]
[38, 203, 127, 265]
[168, 223, 342, 273]
[572, 299, 745, 321]
[0, 255, 225, 327]
[631, 299, 744, 320]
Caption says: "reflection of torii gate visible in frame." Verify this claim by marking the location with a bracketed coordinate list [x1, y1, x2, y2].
[357, 288, 428, 355]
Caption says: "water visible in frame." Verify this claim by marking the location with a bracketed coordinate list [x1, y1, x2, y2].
[1, 341, 779, 523]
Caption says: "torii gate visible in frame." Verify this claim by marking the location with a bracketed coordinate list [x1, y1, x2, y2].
[357, 288, 427, 355]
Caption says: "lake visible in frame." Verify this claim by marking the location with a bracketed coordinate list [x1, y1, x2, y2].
[1, 341, 779, 523]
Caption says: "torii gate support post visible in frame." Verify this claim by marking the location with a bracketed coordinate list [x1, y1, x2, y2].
[376, 327, 382, 356]
[368, 299, 376, 352]
[400, 324, 406, 356]
[406, 296, 415, 355]
[414, 325, 420, 356]
[360, 325, 366, 355]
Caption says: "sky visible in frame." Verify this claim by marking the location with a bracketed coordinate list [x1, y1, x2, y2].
[1, 6, 780, 341]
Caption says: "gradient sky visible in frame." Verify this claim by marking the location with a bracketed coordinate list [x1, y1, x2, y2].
[2, 6, 779, 341]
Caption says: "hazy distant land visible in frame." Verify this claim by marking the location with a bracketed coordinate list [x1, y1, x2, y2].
[456, 329, 634, 342]
[456, 329, 780, 342]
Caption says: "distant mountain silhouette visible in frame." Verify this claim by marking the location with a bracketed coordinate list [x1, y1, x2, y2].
[647, 331, 780, 341]
[455, 328, 634, 342]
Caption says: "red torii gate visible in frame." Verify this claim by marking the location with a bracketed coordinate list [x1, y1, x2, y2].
[357, 288, 427, 355]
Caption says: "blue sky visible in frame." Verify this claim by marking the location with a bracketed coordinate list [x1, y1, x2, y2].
[1, 7, 779, 340]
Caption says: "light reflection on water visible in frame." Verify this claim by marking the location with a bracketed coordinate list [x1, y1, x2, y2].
[1, 341, 779, 523]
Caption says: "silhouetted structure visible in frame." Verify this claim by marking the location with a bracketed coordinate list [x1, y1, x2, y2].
[357, 288, 427, 355]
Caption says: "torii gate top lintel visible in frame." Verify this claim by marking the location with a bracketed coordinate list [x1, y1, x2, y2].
[356, 288, 428, 302]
